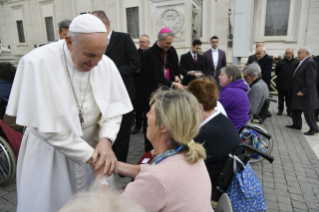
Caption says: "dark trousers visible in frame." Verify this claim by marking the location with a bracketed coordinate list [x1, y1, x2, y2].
[112, 111, 134, 163]
[142, 112, 153, 152]
[292, 110, 319, 131]
[278, 90, 291, 113]
[133, 95, 143, 128]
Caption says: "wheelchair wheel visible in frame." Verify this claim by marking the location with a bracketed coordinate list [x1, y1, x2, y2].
[0, 136, 16, 185]
[243, 124, 273, 164]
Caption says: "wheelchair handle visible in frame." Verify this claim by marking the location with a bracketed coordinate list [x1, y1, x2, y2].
[231, 143, 274, 163]
[239, 125, 272, 140]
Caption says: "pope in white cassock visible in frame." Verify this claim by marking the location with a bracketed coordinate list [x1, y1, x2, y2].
[5, 14, 132, 212]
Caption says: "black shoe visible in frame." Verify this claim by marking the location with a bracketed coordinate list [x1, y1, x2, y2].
[132, 127, 141, 135]
[304, 130, 319, 136]
[267, 111, 272, 117]
[286, 125, 301, 130]
[277, 111, 283, 116]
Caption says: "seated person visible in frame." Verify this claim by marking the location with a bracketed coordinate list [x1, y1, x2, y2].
[0, 62, 16, 105]
[105, 88, 213, 212]
[243, 63, 269, 117]
[218, 66, 250, 131]
[187, 77, 242, 199]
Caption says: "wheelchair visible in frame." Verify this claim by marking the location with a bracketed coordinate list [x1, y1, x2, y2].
[0, 99, 23, 186]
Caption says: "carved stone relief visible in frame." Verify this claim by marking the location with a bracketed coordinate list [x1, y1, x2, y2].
[157, 8, 185, 41]
[192, 5, 201, 41]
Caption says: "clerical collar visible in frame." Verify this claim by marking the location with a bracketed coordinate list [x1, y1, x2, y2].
[108, 30, 113, 43]
[211, 48, 218, 52]
[190, 51, 197, 58]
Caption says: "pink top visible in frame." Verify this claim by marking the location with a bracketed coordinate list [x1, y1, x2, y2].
[122, 154, 214, 212]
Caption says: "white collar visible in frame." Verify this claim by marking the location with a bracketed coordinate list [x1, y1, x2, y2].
[300, 56, 309, 63]
[200, 111, 221, 127]
[190, 51, 197, 58]
[211, 48, 218, 52]
[107, 30, 113, 42]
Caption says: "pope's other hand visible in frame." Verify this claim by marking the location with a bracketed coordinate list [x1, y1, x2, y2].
[92, 138, 117, 176]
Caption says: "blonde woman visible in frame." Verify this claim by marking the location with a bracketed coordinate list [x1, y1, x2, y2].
[115, 88, 213, 212]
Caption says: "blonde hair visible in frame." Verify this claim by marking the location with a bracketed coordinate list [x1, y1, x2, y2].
[150, 88, 206, 164]
[59, 189, 145, 212]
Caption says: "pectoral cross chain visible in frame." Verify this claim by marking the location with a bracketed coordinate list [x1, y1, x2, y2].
[79, 112, 84, 125]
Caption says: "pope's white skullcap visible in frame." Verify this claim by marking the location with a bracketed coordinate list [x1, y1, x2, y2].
[69, 14, 107, 33]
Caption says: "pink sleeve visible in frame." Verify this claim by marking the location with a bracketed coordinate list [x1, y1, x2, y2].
[121, 167, 167, 212]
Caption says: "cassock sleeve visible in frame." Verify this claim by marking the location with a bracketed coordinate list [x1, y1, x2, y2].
[98, 114, 122, 143]
[32, 128, 94, 164]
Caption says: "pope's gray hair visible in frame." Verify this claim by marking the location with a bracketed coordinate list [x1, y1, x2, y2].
[67, 31, 83, 46]
[158, 32, 174, 40]
[245, 62, 262, 77]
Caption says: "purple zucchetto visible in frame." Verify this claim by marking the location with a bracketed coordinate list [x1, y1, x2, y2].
[159, 28, 172, 34]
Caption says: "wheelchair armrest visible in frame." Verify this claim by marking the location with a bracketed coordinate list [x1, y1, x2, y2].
[238, 125, 271, 140]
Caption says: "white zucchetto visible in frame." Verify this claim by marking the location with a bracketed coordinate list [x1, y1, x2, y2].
[69, 14, 107, 33]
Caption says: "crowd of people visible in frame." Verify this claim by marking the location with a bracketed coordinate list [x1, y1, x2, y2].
[0, 12, 318, 212]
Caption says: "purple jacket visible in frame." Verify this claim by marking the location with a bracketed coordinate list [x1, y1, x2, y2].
[219, 79, 250, 131]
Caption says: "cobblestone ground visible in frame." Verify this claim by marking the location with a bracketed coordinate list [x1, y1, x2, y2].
[0, 96, 319, 211]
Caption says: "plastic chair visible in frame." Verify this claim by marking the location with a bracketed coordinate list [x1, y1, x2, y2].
[215, 193, 233, 212]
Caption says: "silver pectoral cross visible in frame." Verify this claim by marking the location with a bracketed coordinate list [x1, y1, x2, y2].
[79, 112, 84, 125]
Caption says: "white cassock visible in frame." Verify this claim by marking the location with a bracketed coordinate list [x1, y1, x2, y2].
[6, 40, 132, 212]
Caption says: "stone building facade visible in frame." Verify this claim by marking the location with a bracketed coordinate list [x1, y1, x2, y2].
[0, 0, 318, 63]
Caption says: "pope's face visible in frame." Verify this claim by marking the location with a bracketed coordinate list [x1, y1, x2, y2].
[66, 33, 108, 72]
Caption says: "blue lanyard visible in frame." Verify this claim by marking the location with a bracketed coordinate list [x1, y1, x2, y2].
[150, 146, 183, 165]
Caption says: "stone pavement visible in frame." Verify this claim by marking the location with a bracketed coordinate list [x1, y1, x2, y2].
[0, 96, 319, 211]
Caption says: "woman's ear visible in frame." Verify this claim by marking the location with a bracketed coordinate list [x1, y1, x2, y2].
[160, 124, 168, 134]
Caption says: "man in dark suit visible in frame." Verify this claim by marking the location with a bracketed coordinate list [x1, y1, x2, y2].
[286, 47, 319, 135]
[132, 35, 150, 135]
[203, 36, 226, 85]
[246, 42, 264, 66]
[140, 28, 183, 152]
[313, 55, 319, 121]
[275, 48, 299, 117]
[180, 40, 204, 86]
[92, 11, 140, 162]
[58, 19, 71, 40]
[256, 47, 273, 91]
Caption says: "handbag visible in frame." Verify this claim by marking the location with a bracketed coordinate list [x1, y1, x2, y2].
[227, 155, 266, 212]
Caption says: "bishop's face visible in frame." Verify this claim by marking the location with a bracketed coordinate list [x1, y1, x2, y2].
[66, 33, 108, 72]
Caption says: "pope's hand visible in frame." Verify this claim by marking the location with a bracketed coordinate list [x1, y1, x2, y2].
[92, 138, 117, 176]
[175, 76, 181, 84]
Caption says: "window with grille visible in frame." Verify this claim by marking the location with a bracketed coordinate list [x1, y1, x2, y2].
[126, 7, 140, 39]
[16, 20, 25, 43]
[45, 17, 55, 42]
[264, 0, 290, 36]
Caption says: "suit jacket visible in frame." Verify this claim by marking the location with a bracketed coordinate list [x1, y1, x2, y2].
[105, 31, 140, 100]
[203, 49, 226, 85]
[180, 52, 204, 85]
[290, 57, 319, 110]
[246, 54, 258, 66]
[313, 55, 319, 95]
[257, 54, 273, 89]
[274, 57, 299, 91]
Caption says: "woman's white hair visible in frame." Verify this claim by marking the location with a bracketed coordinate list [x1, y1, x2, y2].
[59, 189, 145, 212]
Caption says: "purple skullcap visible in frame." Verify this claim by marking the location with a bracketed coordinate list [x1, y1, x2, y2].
[159, 28, 172, 34]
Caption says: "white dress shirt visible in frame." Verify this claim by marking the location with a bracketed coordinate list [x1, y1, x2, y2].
[107, 29, 113, 44]
[211, 48, 219, 68]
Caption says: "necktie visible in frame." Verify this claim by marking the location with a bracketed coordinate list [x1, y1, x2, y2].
[194, 55, 197, 64]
